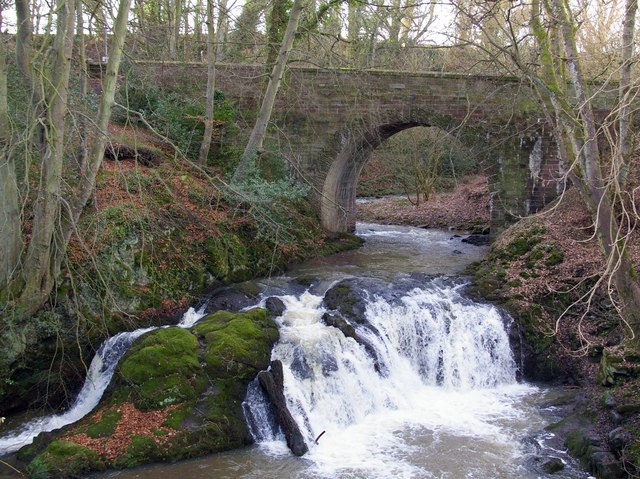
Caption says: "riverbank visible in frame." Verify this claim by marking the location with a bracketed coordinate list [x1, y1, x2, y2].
[2, 223, 591, 479]
[356, 175, 490, 232]
[0, 123, 362, 422]
[469, 188, 640, 478]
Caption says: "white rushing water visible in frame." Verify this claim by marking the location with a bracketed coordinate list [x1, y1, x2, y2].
[246, 281, 540, 479]
[0, 307, 206, 455]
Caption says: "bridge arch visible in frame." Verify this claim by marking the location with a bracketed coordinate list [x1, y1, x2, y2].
[320, 111, 490, 233]
[132, 63, 581, 231]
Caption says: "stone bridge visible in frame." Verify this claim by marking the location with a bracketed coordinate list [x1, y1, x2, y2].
[130, 62, 616, 233]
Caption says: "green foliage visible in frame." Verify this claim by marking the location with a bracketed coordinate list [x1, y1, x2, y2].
[204, 234, 252, 283]
[114, 69, 237, 166]
[525, 248, 545, 269]
[96, 202, 150, 244]
[503, 226, 546, 259]
[545, 247, 565, 267]
[232, 153, 310, 202]
[228, 153, 311, 244]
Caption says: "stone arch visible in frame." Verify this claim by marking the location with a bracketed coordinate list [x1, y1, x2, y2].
[320, 110, 489, 233]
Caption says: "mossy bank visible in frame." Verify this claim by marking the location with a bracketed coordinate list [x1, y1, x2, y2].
[0, 141, 362, 418]
[17, 308, 278, 478]
[468, 189, 640, 478]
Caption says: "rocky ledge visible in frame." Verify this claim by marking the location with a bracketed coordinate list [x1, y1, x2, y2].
[16, 308, 278, 478]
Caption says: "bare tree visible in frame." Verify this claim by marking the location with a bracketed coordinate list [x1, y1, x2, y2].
[198, 0, 218, 164]
[19, 0, 77, 310]
[515, 0, 640, 342]
[1, 0, 133, 313]
[233, 0, 305, 183]
[0, 6, 21, 291]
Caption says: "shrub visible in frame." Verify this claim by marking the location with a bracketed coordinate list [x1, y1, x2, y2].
[114, 68, 237, 167]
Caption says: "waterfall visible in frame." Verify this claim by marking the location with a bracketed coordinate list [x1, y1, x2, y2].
[0, 307, 206, 455]
[245, 280, 535, 478]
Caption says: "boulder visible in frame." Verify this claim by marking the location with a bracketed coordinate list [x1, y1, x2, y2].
[265, 297, 286, 317]
[23, 308, 279, 477]
[462, 234, 491, 246]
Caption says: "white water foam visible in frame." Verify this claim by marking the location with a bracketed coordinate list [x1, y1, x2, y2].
[247, 283, 538, 478]
[0, 306, 206, 455]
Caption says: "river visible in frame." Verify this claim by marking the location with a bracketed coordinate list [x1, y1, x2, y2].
[1, 223, 591, 478]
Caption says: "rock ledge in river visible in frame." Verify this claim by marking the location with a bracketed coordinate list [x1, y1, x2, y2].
[21, 308, 279, 478]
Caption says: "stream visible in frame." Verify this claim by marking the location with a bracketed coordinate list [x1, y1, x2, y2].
[1, 223, 591, 478]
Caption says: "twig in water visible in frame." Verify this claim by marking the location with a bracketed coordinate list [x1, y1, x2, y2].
[0, 460, 25, 476]
[315, 430, 326, 444]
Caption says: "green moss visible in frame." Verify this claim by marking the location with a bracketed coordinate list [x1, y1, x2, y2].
[317, 233, 364, 256]
[506, 236, 539, 259]
[163, 403, 192, 430]
[118, 328, 206, 410]
[161, 380, 250, 460]
[86, 409, 122, 438]
[192, 308, 278, 380]
[626, 439, 640, 470]
[204, 233, 253, 283]
[597, 349, 624, 386]
[545, 246, 565, 267]
[27, 440, 105, 479]
[497, 225, 547, 261]
[112, 434, 161, 469]
[525, 248, 544, 269]
[202, 378, 246, 420]
[565, 429, 593, 462]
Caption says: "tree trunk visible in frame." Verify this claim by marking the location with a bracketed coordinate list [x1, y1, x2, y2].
[0, 14, 22, 291]
[233, 0, 304, 183]
[347, 0, 360, 59]
[266, 0, 289, 67]
[16, 0, 43, 108]
[16, 0, 33, 79]
[388, 0, 403, 44]
[215, 0, 229, 59]
[183, 0, 190, 57]
[76, 0, 90, 173]
[168, 0, 178, 58]
[617, 0, 637, 187]
[20, 0, 76, 311]
[174, 0, 183, 59]
[198, 0, 217, 164]
[65, 0, 134, 239]
[194, 0, 203, 45]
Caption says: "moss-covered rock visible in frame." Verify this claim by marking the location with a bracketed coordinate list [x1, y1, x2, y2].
[85, 409, 122, 438]
[598, 350, 625, 387]
[192, 308, 279, 380]
[111, 434, 163, 469]
[26, 440, 106, 479]
[118, 327, 206, 410]
[18, 308, 280, 477]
